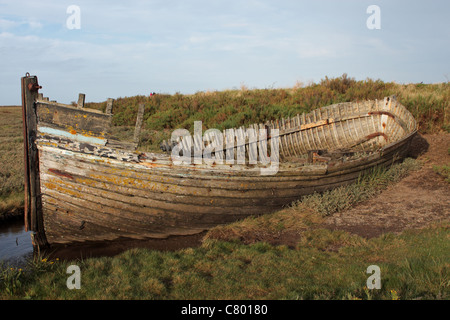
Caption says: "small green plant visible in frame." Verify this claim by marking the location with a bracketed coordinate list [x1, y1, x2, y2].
[443, 124, 450, 133]
[433, 165, 450, 183]
[0, 265, 24, 296]
[390, 289, 400, 300]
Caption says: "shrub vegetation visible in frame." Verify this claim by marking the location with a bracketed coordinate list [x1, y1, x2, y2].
[86, 74, 449, 151]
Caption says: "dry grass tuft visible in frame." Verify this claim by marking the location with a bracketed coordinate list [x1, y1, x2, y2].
[203, 205, 322, 245]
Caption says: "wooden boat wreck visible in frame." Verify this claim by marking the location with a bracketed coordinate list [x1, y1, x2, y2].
[21, 74, 417, 247]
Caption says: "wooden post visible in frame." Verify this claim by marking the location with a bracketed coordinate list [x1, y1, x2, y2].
[106, 98, 114, 114]
[77, 93, 85, 108]
[21, 77, 31, 232]
[21, 74, 48, 247]
[133, 103, 145, 147]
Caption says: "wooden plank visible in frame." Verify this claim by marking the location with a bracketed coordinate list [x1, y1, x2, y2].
[37, 144, 388, 199]
[40, 172, 283, 209]
[38, 138, 326, 178]
[41, 196, 206, 243]
[37, 148, 330, 190]
[36, 102, 112, 138]
[38, 128, 406, 181]
[41, 199, 209, 244]
[40, 173, 283, 216]
[38, 125, 108, 145]
[247, 126, 258, 164]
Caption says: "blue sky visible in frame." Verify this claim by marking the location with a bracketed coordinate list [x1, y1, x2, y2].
[1, 0, 449, 105]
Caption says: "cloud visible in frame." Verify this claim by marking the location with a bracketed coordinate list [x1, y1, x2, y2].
[1, 0, 449, 105]
[0, 18, 43, 31]
[0, 18, 19, 30]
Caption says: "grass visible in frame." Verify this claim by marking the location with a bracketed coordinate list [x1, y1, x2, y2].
[432, 147, 450, 183]
[433, 165, 450, 183]
[1, 221, 448, 300]
[0, 106, 24, 218]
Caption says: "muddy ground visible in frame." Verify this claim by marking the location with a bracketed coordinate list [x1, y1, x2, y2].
[322, 133, 450, 238]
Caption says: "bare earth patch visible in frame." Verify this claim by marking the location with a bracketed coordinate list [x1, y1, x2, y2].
[322, 133, 450, 238]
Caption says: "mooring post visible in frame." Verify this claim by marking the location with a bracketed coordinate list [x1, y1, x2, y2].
[77, 93, 85, 108]
[106, 98, 114, 114]
[21, 76, 32, 232]
[20, 73, 48, 247]
[133, 103, 145, 147]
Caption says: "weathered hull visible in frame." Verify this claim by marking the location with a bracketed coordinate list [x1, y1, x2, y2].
[21, 75, 417, 246]
[37, 137, 413, 244]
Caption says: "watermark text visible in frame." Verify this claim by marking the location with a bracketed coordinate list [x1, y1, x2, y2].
[66, 5, 81, 30]
[170, 121, 280, 175]
[366, 5, 381, 30]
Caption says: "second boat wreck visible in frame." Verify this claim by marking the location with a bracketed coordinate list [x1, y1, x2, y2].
[21, 74, 417, 247]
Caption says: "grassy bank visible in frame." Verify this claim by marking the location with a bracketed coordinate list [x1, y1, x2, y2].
[86, 74, 449, 151]
[0, 106, 24, 219]
[1, 221, 448, 299]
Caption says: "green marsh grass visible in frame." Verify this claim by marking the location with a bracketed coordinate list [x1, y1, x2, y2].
[0, 106, 24, 217]
[1, 221, 448, 300]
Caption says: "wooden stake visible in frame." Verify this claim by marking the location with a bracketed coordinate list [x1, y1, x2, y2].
[21, 75, 48, 246]
[77, 93, 85, 108]
[106, 98, 114, 114]
[133, 103, 145, 147]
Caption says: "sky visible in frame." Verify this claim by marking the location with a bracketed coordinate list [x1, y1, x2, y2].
[1, 0, 449, 105]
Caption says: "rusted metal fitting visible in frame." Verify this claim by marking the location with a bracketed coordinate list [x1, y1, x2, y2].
[28, 82, 42, 92]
